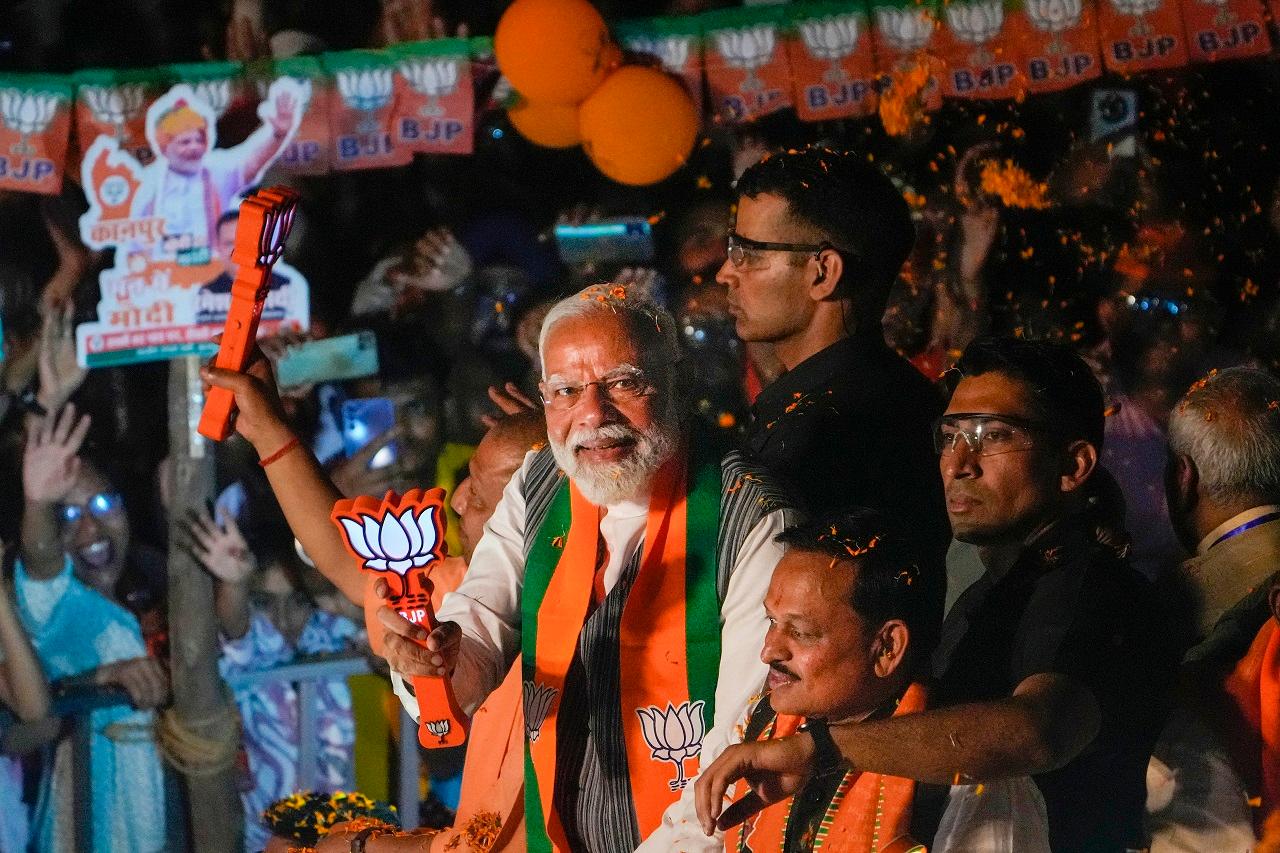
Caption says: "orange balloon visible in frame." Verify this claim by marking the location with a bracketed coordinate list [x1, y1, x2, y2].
[509, 99, 582, 148]
[579, 66, 700, 186]
[495, 0, 617, 105]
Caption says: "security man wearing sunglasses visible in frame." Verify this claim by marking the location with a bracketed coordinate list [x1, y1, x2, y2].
[719, 147, 949, 619]
[695, 337, 1177, 853]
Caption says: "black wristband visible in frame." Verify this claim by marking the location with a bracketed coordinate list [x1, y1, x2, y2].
[350, 827, 379, 853]
[798, 717, 843, 772]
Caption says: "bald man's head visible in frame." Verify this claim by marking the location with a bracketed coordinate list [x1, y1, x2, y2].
[452, 410, 547, 561]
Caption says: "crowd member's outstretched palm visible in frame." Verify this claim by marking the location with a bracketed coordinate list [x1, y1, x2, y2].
[23, 403, 91, 505]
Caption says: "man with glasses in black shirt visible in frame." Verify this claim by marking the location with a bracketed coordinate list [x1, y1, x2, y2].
[718, 148, 948, 609]
[694, 337, 1176, 852]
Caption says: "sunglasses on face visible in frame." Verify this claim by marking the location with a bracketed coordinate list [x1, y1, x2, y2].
[933, 414, 1049, 457]
[58, 492, 123, 525]
[725, 231, 839, 268]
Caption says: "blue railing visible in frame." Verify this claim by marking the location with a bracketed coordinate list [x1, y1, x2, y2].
[1, 654, 423, 852]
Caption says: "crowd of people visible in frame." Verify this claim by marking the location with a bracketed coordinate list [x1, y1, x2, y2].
[3, 1, 1280, 852]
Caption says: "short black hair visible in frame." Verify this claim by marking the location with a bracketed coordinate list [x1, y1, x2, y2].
[735, 147, 915, 334]
[216, 209, 239, 230]
[951, 337, 1106, 452]
[774, 508, 932, 650]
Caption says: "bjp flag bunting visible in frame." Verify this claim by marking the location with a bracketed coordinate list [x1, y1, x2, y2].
[702, 6, 794, 124]
[616, 16, 706, 116]
[934, 0, 1024, 99]
[0, 74, 74, 195]
[74, 67, 167, 168]
[1180, 0, 1271, 62]
[1097, 0, 1190, 71]
[785, 3, 880, 121]
[322, 50, 412, 172]
[1015, 0, 1104, 94]
[870, 0, 945, 113]
[267, 56, 332, 175]
[391, 39, 475, 156]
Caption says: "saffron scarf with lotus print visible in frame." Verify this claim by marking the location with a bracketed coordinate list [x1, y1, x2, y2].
[520, 448, 722, 852]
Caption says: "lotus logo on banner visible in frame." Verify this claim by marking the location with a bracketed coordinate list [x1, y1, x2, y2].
[398, 58, 460, 117]
[875, 7, 936, 52]
[946, 0, 1005, 64]
[1197, 0, 1234, 26]
[191, 79, 233, 119]
[625, 36, 692, 74]
[336, 67, 394, 132]
[1108, 0, 1161, 35]
[0, 89, 60, 156]
[1026, 0, 1084, 53]
[82, 84, 147, 142]
[335, 503, 442, 575]
[799, 15, 862, 81]
[524, 681, 557, 743]
[636, 700, 706, 790]
[714, 25, 777, 91]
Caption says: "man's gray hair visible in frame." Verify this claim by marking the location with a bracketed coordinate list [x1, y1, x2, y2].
[538, 283, 682, 376]
[1167, 366, 1280, 505]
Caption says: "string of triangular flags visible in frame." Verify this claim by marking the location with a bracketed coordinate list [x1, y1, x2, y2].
[0, 0, 1271, 196]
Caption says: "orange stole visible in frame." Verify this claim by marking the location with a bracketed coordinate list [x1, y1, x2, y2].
[527, 454, 703, 848]
[1223, 618, 1280, 830]
[729, 684, 927, 853]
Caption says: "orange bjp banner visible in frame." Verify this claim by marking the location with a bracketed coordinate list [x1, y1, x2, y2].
[702, 6, 795, 124]
[870, 0, 944, 113]
[786, 2, 880, 121]
[0, 75, 73, 195]
[1180, 0, 1271, 62]
[391, 39, 475, 156]
[1096, 0, 1190, 72]
[267, 56, 332, 175]
[935, 0, 1025, 99]
[74, 68, 167, 168]
[1016, 0, 1105, 93]
[322, 50, 412, 172]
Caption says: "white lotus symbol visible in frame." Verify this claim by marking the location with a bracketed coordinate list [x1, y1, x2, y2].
[946, 0, 1004, 65]
[524, 681, 557, 743]
[1025, 0, 1082, 53]
[337, 68, 394, 132]
[337, 506, 441, 575]
[714, 25, 777, 92]
[398, 59, 460, 117]
[625, 36, 692, 73]
[191, 79, 233, 118]
[637, 700, 706, 790]
[1197, 0, 1234, 24]
[0, 89, 60, 155]
[82, 84, 146, 142]
[1109, 0, 1161, 35]
[800, 16, 862, 82]
[425, 718, 451, 744]
[875, 7, 936, 52]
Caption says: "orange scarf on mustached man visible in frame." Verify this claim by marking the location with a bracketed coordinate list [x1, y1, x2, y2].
[1222, 618, 1280, 832]
[728, 683, 928, 853]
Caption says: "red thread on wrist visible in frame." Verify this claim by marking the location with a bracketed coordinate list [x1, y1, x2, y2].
[258, 436, 300, 468]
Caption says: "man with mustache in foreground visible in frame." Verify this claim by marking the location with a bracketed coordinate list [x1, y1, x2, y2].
[695, 338, 1175, 853]
[203, 284, 796, 852]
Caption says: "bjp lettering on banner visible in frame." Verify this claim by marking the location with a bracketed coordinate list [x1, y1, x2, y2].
[1179, 0, 1270, 62]
[936, 0, 1024, 99]
[392, 39, 475, 155]
[75, 80, 309, 368]
[785, 3, 879, 120]
[870, 0, 944, 114]
[74, 68, 168, 168]
[1016, 0, 1104, 93]
[1097, 0, 1189, 71]
[0, 75, 73, 195]
[323, 50, 412, 172]
[264, 57, 330, 175]
[616, 17, 706, 115]
[703, 7, 794, 123]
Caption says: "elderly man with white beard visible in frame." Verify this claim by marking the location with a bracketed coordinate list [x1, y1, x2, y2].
[202, 283, 796, 853]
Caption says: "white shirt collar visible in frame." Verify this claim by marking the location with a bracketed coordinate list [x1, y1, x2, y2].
[1197, 504, 1280, 555]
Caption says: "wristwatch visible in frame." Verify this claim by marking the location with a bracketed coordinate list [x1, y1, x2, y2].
[797, 717, 843, 772]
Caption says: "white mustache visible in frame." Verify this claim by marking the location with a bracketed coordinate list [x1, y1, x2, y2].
[570, 423, 640, 449]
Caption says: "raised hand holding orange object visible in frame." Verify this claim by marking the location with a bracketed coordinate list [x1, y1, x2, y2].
[331, 487, 468, 748]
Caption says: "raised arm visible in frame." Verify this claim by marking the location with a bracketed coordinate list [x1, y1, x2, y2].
[695, 671, 1101, 834]
[20, 405, 92, 580]
[200, 351, 363, 604]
